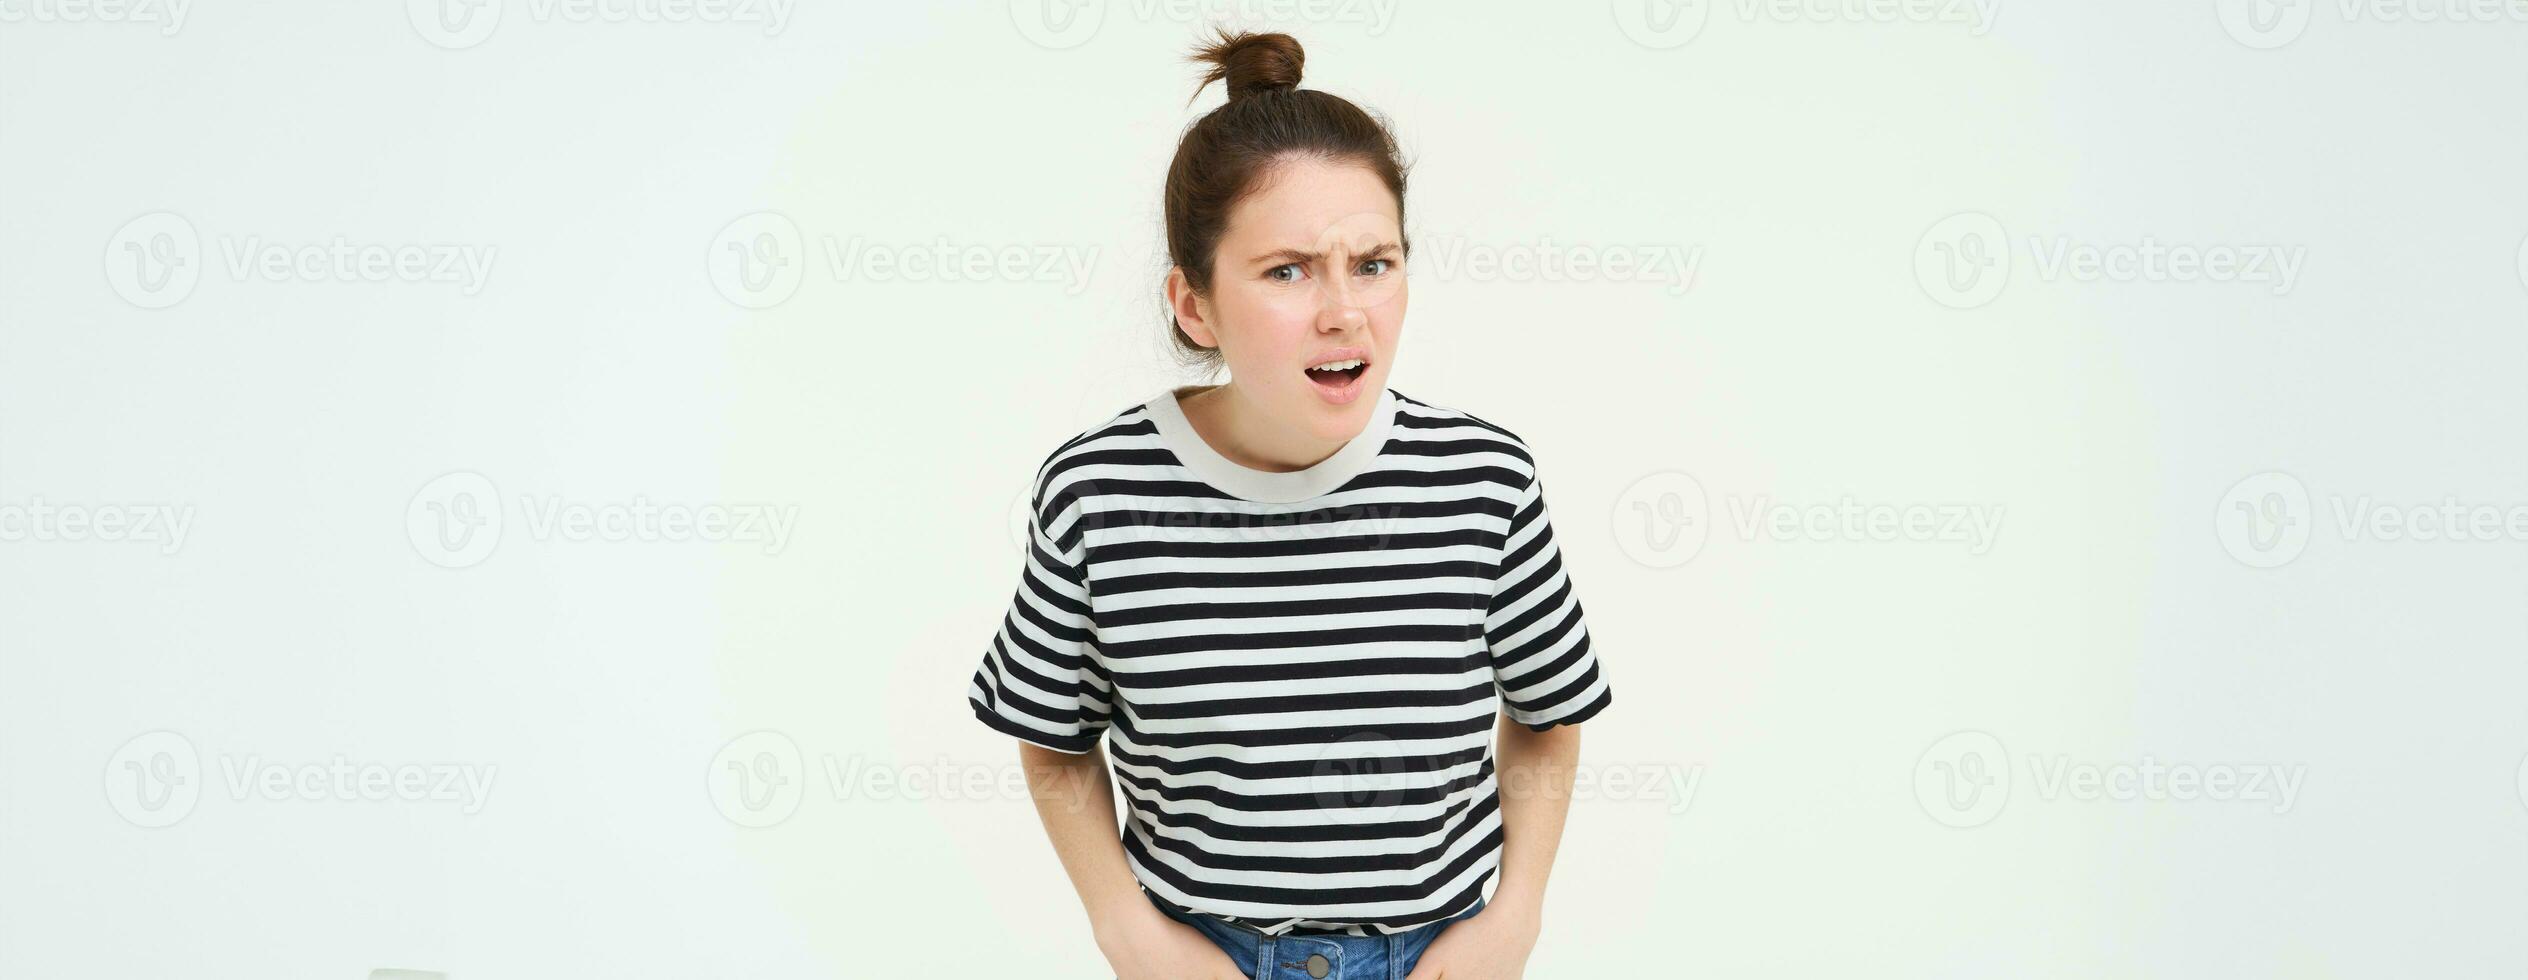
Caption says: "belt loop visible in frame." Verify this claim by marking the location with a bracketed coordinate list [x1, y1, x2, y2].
[1258, 934, 1276, 978]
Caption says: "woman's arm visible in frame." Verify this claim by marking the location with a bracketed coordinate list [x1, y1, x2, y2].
[1404, 712, 1584, 979]
[1489, 712, 1583, 926]
[1017, 741, 1243, 980]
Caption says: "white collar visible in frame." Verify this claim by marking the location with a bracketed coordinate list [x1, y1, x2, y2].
[1143, 385, 1399, 503]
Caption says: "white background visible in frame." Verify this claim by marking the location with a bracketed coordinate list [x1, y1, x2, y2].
[5, 1, 2527, 976]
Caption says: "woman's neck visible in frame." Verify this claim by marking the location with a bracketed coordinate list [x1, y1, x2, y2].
[1177, 383, 1345, 474]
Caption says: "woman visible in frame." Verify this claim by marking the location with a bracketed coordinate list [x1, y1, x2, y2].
[967, 29, 1613, 979]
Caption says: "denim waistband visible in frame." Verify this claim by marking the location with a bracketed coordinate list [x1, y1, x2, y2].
[1142, 886, 1482, 939]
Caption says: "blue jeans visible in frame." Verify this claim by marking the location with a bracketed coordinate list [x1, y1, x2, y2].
[1148, 895, 1487, 980]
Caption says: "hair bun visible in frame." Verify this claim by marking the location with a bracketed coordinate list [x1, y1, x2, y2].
[1190, 29, 1303, 102]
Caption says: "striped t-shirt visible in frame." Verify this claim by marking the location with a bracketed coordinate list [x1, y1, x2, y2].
[967, 384, 1613, 936]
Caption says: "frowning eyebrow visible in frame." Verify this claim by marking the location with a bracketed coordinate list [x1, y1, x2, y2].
[1248, 241, 1403, 268]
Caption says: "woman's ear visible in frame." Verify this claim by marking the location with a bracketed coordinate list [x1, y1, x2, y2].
[1166, 267, 1218, 349]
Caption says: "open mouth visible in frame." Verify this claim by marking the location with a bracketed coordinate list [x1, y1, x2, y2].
[1305, 357, 1368, 389]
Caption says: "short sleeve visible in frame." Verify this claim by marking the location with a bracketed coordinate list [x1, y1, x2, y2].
[1485, 464, 1612, 731]
[966, 468, 1114, 754]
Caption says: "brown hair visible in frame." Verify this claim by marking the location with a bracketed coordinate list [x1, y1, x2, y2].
[1163, 29, 1412, 370]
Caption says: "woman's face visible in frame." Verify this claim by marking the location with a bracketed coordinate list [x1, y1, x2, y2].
[1172, 155, 1407, 443]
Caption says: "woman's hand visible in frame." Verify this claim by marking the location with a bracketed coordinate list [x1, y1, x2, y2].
[1400, 902, 1542, 980]
[1094, 902, 1247, 980]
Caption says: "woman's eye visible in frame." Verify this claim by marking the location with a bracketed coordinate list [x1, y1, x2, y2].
[1357, 258, 1394, 278]
[1267, 263, 1304, 284]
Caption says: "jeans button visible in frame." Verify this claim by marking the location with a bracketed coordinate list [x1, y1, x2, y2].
[1304, 952, 1331, 978]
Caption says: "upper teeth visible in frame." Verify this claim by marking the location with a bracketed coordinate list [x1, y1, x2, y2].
[1310, 358, 1363, 372]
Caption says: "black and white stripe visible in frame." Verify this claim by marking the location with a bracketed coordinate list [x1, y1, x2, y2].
[968, 387, 1611, 936]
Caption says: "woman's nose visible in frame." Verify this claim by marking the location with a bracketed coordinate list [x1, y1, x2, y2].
[1318, 274, 1370, 324]
[1318, 295, 1369, 331]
